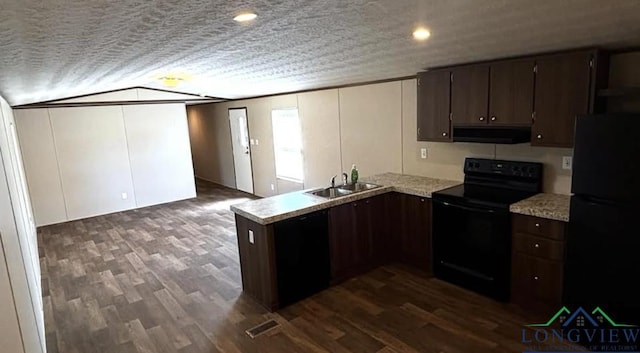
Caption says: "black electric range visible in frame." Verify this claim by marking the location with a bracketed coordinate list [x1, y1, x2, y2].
[431, 157, 543, 301]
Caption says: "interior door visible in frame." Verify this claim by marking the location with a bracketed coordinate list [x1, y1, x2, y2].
[229, 108, 254, 194]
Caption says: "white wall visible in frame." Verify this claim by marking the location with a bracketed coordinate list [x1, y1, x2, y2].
[297, 89, 342, 189]
[123, 104, 195, 208]
[0, 237, 24, 353]
[50, 106, 137, 220]
[13, 109, 68, 225]
[339, 82, 403, 176]
[0, 94, 45, 353]
[15, 103, 196, 226]
[189, 78, 574, 196]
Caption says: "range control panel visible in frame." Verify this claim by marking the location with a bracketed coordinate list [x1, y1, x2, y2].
[464, 158, 543, 179]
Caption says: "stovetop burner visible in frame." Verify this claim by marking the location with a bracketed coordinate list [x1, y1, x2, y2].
[434, 184, 537, 209]
[433, 157, 543, 208]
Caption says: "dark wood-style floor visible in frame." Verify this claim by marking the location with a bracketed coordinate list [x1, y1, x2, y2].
[39, 179, 553, 353]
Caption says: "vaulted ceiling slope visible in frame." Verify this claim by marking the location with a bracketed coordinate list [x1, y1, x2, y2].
[1, 0, 640, 106]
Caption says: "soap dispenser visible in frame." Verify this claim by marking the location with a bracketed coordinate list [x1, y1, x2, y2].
[350, 164, 359, 184]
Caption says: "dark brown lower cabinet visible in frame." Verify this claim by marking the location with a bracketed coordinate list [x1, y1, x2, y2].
[511, 214, 567, 319]
[328, 194, 388, 283]
[234, 214, 278, 311]
[398, 194, 432, 273]
[236, 194, 569, 314]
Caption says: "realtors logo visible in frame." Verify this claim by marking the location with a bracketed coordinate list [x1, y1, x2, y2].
[522, 306, 638, 352]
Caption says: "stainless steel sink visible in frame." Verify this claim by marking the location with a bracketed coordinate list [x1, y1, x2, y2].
[337, 182, 381, 192]
[308, 187, 353, 199]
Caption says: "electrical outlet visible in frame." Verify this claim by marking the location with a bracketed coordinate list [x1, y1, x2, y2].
[121, 192, 128, 200]
[420, 148, 427, 159]
[255, 139, 259, 145]
[562, 156, 573, 170]
[250, 139, 255, 145]
[248, 230, 254, 244]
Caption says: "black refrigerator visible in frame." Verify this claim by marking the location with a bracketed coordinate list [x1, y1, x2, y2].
[565, 114, 640, 324]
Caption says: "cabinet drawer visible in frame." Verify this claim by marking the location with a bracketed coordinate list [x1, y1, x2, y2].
[512, 253, 563, 304]
[513, 233, 564, 261]
[512, 214, 566, 240]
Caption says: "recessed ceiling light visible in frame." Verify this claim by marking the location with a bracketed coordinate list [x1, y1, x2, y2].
[234, 12, 257, 22]
[413, 27, 431, 41]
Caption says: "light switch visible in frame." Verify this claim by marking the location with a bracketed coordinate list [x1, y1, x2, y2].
[271, 184, 275, 191]
[248, 230, 254, 244]
[562, 156, 573, 170]
[255, 139, 259, 145]
[420, 148, 427, 159]
[250, 139, 255, 145]
[121, 192, 128, 200]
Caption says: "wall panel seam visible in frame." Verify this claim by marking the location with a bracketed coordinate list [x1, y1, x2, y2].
[120, 106, 138, 208]
[47, 108, 70, 220]
[0, 171, 28, 353]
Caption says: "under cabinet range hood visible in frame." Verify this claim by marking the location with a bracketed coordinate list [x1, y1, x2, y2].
[452, 126, 531, 144]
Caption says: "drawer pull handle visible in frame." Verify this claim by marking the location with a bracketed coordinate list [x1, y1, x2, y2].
[535, 223, 540, 227]
[534, 276, 539, 281]
[534, 243, 540, 248]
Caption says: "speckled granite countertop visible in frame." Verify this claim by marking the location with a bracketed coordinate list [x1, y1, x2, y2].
[230, 173, 461, 225]
[360, 173, 461, 198]
[510, 193, 571, 222]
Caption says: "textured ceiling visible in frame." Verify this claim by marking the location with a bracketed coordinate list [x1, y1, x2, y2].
[1, 0, 640, 106]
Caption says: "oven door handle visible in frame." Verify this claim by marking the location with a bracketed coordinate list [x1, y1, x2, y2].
[435, 199, 499, 214]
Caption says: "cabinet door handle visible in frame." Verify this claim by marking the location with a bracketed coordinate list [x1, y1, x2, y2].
[535, 223, 540, 227]
[536, 134, 543, 140]
[534, 243, 540, 248]
[420, 198, 425, 202]
[534, 276, 539, 281]
[490, 116, 497, 121]
[417, 128, 421, 137]
[479, 116, 486, 121]
[442, 132, 448, 137]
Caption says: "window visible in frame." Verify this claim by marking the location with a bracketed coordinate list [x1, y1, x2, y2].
[272, 108, 303, 182]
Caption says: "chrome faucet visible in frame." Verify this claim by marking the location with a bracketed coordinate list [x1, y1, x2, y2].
[330, 173, 349, 188]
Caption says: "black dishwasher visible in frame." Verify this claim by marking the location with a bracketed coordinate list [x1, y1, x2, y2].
[273, 210, 330, 307]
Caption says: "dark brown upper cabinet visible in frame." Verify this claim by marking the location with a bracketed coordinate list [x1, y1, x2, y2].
[416, 48, 606, 146]
[532, 51, 595, 148]
[489, 59, 535, 126]
[451, 65, 490, 125]
[417, 70, 451, 141]
[451, 60, 534, 126]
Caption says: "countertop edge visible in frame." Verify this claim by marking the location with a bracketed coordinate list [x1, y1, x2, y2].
[230, 186, 395, 225]
[231, 176, 571, 225]
[509, 207, 569, 222]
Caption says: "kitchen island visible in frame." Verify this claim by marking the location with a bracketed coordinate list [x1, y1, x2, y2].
[230, 172, 570, 312]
